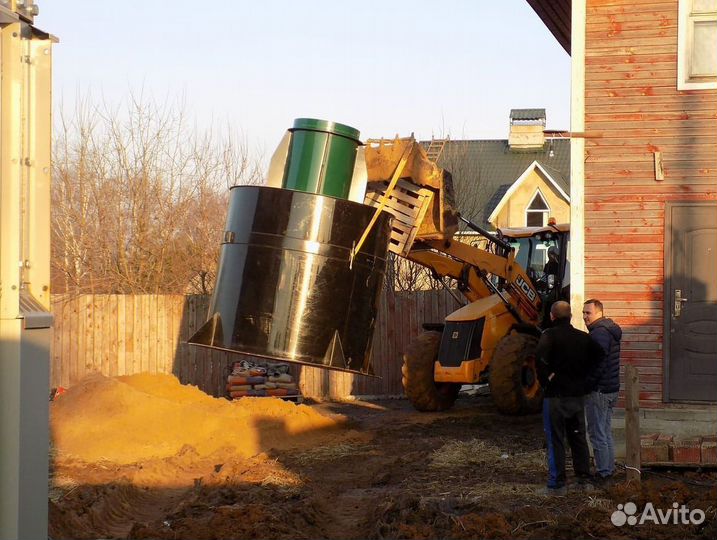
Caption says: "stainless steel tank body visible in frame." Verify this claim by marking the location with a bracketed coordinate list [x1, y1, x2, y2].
[188, 185, 392, 375]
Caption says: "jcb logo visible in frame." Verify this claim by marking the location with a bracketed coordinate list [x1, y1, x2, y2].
[516, 276, 537, 302]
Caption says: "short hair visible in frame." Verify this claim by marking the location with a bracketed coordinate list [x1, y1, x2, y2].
[583, 299, 604, 313]
[551, 300, 571, 320]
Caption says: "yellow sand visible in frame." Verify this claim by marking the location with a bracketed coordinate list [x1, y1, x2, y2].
[51, 373, 342, 464]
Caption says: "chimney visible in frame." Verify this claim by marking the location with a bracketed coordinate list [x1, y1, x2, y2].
[509, 108, 546, 150]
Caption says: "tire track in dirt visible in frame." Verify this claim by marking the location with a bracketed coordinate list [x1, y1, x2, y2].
[50, 482, 190, 539]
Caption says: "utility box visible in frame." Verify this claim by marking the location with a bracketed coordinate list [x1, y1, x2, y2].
[0, 8, 55, 540]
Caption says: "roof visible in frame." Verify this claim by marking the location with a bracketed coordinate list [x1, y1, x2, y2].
[486, 161, 570, 224]
[526, 0, 571, 54]
[510, 108, 546, 123]
[428, 138, 570, 229]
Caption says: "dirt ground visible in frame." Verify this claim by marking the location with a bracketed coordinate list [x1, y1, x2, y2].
[49, 377, 717, 540]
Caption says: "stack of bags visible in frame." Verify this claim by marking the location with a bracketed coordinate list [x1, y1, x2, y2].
[226, 359, 300, 400]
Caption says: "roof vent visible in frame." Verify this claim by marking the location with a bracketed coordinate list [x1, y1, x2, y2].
[509, 108, 546, 150]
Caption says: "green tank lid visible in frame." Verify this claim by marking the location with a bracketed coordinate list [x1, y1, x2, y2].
[291, 118, 361, 142]
[281, 118, 361, 199]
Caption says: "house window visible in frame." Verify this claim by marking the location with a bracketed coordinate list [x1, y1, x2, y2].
[678, 0, 717, 90]
[526, 191, 549, 227]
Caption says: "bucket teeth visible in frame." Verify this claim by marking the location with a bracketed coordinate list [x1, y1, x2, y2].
[323, 330, 347, 370]
[189, 313, 223, 347]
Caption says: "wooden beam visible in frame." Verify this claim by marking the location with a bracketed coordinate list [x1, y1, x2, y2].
[625, 364, 641, 483]
[654, 151, 665, 181]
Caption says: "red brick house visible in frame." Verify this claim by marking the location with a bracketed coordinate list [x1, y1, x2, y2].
[528, 0, 717, 409]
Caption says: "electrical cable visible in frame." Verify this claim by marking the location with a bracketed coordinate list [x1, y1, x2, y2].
[616, 462, 717, 488]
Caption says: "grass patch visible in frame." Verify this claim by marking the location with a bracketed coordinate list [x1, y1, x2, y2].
[429, 439, 546, 472]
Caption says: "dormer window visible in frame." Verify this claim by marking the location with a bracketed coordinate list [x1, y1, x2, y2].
[526, 190, 549, 227]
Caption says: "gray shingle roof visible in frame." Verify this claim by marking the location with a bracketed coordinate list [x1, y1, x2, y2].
[510, 108, 546, 123]
[427, 138, 570, 229]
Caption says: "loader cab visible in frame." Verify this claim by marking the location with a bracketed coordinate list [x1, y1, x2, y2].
[498, 223, 570, 326]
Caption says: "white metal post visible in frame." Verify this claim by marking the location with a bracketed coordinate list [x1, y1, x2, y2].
[0, 10, 54, 539]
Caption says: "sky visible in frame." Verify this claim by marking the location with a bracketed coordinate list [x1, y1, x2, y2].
[39, 0, 570, 165]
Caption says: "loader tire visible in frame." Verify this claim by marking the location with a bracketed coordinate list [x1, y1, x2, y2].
[489, 331, 543, 415]
[402, 331, 460, 412]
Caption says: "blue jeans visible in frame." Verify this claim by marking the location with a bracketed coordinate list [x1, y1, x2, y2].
[586, 390, 618, 477]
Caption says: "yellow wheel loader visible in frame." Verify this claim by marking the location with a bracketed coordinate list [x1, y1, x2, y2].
[368, 138, 571, 414]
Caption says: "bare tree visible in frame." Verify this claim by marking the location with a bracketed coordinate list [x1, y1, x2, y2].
[439, 140, 492, 230]
[384, 253, 440, 293]
[51, 94, 263, 295]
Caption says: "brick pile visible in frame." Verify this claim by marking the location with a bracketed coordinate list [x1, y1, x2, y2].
[641, 434, 717, 466]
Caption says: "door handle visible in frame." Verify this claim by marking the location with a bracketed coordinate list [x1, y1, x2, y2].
[674, 289, 688, 318]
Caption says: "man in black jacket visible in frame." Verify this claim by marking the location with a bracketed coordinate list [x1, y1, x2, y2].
[537, 301, 604, 494]
[583, 299, 622, 481]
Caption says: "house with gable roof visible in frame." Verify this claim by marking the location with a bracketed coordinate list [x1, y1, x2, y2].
[429, 109, 571, 232]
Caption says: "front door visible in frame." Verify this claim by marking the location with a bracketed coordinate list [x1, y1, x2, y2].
[666, 202, 717, 402]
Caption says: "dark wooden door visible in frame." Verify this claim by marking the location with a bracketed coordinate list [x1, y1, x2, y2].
[666, 203, 717, 402]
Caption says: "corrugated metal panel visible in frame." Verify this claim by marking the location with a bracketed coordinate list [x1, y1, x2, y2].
[510, 108, 547, 122]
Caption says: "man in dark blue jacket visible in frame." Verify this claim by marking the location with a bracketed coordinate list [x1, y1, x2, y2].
[583, 299, 622, 482]
[537, 301, 604, 494]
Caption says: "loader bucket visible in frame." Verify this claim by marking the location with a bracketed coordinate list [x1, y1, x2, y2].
[363, 138, 458, 256]
[188, 185, 392, 375]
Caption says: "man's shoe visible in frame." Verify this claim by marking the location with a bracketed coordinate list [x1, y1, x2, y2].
[592, 474, 613, 488]
[572, 481, 595, 493]
[575, 473, 594, 484]
[540, 485, 567, 496]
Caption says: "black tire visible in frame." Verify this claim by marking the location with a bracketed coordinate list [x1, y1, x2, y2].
[402, 331, 460, 412]
[489, 330, 543, 415]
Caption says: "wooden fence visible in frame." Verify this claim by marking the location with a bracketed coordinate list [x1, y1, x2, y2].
[50, 290, 461, 400]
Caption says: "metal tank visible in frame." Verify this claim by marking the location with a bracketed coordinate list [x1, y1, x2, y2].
[188, 120, 392, 375]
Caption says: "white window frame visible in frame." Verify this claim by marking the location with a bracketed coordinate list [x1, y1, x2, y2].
[678, 0, 717, 90]
[525, 189, 550, 227]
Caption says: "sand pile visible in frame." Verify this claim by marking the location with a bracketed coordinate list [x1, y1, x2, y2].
[51, 373, 343, 464]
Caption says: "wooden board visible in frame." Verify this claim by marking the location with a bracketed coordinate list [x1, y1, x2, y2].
[364, 179, 434, 257]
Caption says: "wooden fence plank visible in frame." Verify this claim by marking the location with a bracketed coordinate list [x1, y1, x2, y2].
[155, 295, 165, 375]
[76, 295, 89, 382]
[132, 296, 140, 375]
[141, 295, 151, 373]
[107, 296, 118, 377]
[148, 294, 157, 374]
[117, 295, 127, 376]
[59, 298, 70, 387]
[131, 295, 141, 375]
[95, 295, 106, 376]
[172, 296, 183, 381]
